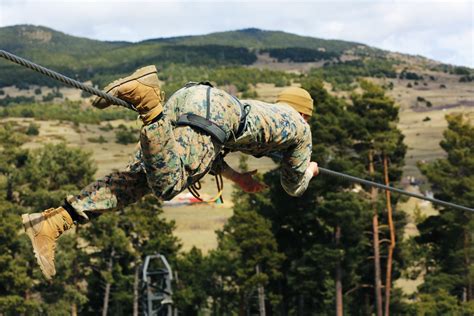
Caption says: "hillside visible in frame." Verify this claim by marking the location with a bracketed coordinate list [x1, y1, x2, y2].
[143, 27, 367, 52]
[0, 25, 126, 55]
[0, 25, 392, 88]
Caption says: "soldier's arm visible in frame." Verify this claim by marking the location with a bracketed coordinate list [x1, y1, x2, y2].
[280, 129, 317, 197]
[211, 157, 268, 193]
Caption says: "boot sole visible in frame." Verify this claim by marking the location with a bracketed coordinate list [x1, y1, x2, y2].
[22, 214, 54, 280]
[102, 65, 158, 94]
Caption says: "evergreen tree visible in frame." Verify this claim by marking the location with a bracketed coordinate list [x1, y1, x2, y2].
[415, 114, 474, 313]
[173, 247, 212, 315]
[350, 79, 408, 315]
[205, 156, 284, 315]
[80, 212, 135, 316]
[0, 125, 97, 315]
[0, 201, 40, 315]
[78, 195, 180, 315]
[249, 78, 376, 314]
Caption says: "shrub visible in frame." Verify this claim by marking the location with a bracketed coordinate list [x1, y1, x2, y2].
[26, 122, 40, 135]
[399, 70, 423, 80]
[115, 128, 138, 145]
[81, 90, 92, 98]
[87, 135, 108, 143]
[16, 82, 30, 90]
[0, 96, 36, 106]
[453, 66, 470, 75]
[0, 102, 136, 123]
[417, 96, 426, 102]
[241, 90, 258, 98]
[423, 116, 431, 122]
[99, 123, 114, 131]
[459, 75, 473, 82]
[42, 93, 55, 102]
[34, 88, 42, 95]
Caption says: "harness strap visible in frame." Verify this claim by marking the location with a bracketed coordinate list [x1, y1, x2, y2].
[176, 113, 228, 144]
[177, 82, 229, 144]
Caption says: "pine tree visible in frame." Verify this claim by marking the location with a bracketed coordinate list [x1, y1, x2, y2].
[349, 80, 408, 315]
[249, 78, 376, 314]
[415, 114, 474, 313]
[173, 247, 212, 315]
[0, 125, 97, 314]
[80, 212, 135, 315]
[209, 207, 284, 315]
[77, 194, 180, 315]
[205, 156, 284, 315]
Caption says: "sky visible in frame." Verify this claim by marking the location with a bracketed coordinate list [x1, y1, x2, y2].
[1, 0, 473, 67]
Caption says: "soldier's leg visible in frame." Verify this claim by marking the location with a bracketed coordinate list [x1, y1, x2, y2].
[140, 116, 217, 200]
[64, 152, 150, 222]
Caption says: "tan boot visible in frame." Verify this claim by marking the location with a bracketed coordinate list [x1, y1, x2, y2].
[92, 65, 164, 124]
[22, 207, 74, 280]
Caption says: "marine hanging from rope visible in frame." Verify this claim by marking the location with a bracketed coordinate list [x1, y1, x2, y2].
[0, 50, 472, 286]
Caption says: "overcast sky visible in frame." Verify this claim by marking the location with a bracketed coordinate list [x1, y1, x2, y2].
[1, 0, 473, 67]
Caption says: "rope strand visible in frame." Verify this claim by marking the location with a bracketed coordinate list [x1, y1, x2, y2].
[0, 50, 136, 111]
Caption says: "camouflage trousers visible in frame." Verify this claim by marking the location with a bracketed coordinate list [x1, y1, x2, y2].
[66, 117, 218, 221]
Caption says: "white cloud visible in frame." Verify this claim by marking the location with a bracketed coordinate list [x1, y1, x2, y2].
[0, 0, 472, 66]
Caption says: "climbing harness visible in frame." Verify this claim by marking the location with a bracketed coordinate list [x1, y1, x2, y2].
[176, 81, 249, 144]
[1, 50, 473, 213]
[188, 173, 225, 204]
[176, 82, 229, 144]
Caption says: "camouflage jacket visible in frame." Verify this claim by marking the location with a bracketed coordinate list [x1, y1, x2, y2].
[164, 85, 313, 197]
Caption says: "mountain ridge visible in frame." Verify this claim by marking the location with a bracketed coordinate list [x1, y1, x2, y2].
[2, 24, 470, 89]
[2, 24, 371, 54]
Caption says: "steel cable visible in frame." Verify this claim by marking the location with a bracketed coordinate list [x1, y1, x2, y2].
[0, 49, 136, 110]
[319, 167, 473, 213]
[1, 50, 473, 213]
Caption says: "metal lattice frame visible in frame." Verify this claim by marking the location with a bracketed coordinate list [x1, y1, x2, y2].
[141, 254, 173, 316]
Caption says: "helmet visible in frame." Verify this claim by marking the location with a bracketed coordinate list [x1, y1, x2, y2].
[276, 87, 314, 116]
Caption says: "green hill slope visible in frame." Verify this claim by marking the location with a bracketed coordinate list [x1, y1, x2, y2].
[0, 24, 127, 58]
[144, 28, 364, 52]
[0, 25, 375, 88]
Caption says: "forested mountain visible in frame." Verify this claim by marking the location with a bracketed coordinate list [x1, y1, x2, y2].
[143, 27, 365, 52]
[0, 25, 383, 88]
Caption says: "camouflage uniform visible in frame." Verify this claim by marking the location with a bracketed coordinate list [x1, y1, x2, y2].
[218, 98, 313, 196]
[67, 85, 312, 220]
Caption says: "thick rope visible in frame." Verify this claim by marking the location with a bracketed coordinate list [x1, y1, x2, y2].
[1, 50, 472, 213]
[318, 167, 473, 213]
[0, 50, 136, 111]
